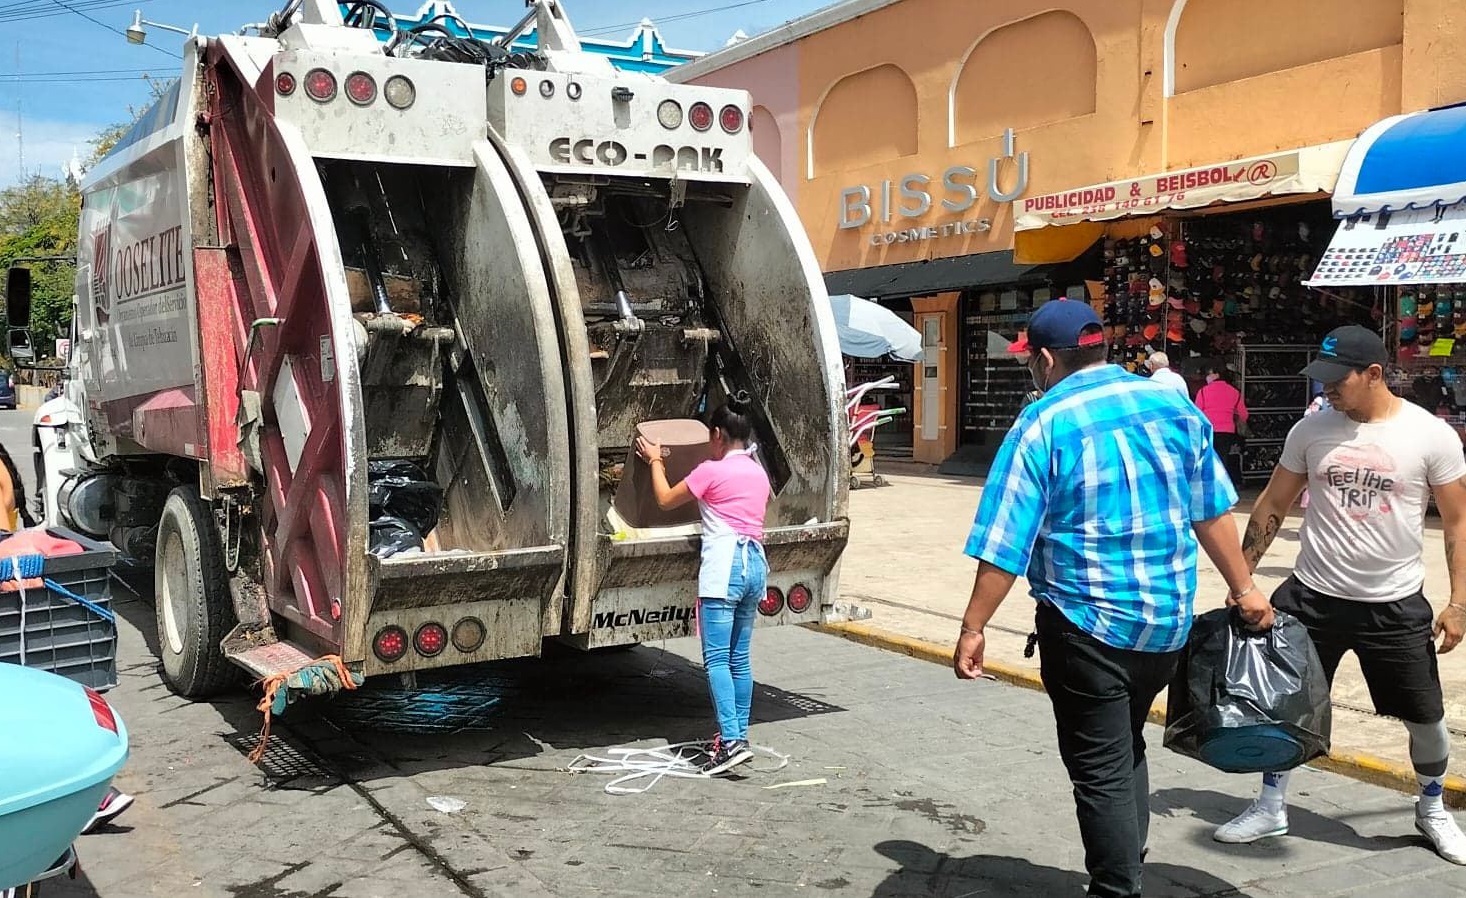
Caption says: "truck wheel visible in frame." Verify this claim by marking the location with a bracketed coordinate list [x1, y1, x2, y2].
[155, 485, 237, 698]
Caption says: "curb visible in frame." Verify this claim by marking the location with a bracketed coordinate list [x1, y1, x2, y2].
[816, 620, 1466, 809]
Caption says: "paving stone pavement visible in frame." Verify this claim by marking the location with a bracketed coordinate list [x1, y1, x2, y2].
[40, 593, 1466, 897]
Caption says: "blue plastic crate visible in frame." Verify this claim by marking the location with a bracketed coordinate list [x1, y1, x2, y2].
[0, 528, 119, 691]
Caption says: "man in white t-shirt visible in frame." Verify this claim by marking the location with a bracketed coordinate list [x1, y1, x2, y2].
[1145, 352, 1190, 397]
[1213, 325, 1466, 864]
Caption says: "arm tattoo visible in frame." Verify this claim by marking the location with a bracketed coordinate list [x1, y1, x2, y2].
[1241, 513, 1282, 572]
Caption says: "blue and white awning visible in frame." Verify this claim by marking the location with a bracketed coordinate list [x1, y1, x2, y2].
[1333, 104, 1466, 216]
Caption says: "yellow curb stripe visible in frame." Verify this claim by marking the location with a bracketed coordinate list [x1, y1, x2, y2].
[814, 621, 1466, 809]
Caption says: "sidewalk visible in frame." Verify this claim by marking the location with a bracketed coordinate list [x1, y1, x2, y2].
[835, 471, 1466, 793]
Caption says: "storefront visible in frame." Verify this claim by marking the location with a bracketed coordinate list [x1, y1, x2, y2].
[1010, 143, 1382, 479]
[672, 0, 1466, 469]
[1308, 103, 1466, 438]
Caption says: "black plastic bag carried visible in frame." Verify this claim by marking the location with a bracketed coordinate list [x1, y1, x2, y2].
[1164, 608, 1331, 773]
[367, 461, 442, 559]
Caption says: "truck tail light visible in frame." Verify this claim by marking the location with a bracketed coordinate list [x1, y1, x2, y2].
[510, 76, 527, 96]
[657, 99, 683, 129]
[345, 72, 377, 106]
[720, 104, 744, 133]
[787, 584, 813, 614]
[304, 68, 337, 102]
[452, 617, 486, 653]
[275, 72, 296, 96]
[384, 75, 415, 109]
[373, 626, 407, 663]
[759, 587, 784, 616]
[414, 622, 447, 657]
[689, 102, 713, 132]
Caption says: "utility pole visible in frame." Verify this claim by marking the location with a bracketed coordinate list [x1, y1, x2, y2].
[14, 42, 24, 179]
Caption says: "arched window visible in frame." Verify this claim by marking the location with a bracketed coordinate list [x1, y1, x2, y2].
[809, 64, 917, 178]
[951, 11, 1096, 147]
[1173, 0, 1402, 94]
[750, 105, 782, 182]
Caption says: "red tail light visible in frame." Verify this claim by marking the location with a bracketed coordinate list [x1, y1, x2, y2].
[85, 687, 117, 734]
[275, 72, 297, 96]
[759, 587, 784, 616]
[414, 622, 448, 657]
[787, 584, 813, 614]
[373, 626, 408, 663]
[304, 68, 337, 102]
[345, 72, 377, 106]
[688, 102, 713, 132]
[719, 104, 744, 133]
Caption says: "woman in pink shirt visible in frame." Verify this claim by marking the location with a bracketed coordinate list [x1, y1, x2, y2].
[636, 394, 772, 775]
[1194, 366, 1248, 485]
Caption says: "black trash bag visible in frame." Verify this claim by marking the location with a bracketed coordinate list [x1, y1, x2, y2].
[367, 460, 443, 536]
[369, 515, 424, 559]
[1164, 608, 1331, 774]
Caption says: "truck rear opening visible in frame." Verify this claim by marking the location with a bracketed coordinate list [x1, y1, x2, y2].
[481, 55, 850, 648]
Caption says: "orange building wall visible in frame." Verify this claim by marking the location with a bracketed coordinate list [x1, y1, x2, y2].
[685, 0, 1466, 277]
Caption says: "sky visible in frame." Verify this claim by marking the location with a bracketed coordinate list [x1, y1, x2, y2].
[0, 0, 835, 188]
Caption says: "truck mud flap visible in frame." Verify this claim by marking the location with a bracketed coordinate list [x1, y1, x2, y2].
[361, 544, 564, 675]
[569, 521, 849, 648]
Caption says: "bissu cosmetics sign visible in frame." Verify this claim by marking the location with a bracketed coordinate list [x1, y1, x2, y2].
[837, 128, 1030, 246]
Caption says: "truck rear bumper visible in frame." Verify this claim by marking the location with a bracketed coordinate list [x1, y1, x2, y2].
[359, 544, 564, 675]
[569, 520, 849, 647]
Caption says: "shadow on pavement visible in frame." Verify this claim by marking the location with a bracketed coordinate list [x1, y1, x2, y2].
[1153, 786, 1419, 854]
[867, 840, 1254, 897]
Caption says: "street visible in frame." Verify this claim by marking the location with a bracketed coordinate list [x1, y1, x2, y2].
[36, 581, 1466, 897]
[6, 409, 1466, 895]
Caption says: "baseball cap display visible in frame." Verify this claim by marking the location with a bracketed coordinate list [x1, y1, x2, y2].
[1007, 299, 1105, 353]
[1301, 325, 1389, 383]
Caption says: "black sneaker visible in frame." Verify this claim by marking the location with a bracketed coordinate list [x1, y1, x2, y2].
[701, 739, 753, 775]
[83, 787, 134, 834]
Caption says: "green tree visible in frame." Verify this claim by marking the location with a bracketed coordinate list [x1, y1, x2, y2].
[0, 176, 80, 361]
[0, 78, 174, 366]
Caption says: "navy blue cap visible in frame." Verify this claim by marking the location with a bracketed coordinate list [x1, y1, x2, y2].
[1008, 299, 1105, 353]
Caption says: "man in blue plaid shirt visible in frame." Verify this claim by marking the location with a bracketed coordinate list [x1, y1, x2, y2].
[954, 299, 1273, 898]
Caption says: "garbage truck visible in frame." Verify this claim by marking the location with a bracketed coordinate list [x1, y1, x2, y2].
[5, 0, 849, 698]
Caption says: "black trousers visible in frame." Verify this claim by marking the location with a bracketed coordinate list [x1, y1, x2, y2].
[1036, 603, 1181, 898]
[1212, 432, 1243, 485]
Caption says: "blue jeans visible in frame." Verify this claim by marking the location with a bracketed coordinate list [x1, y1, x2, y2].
[699, 544, 767, 742]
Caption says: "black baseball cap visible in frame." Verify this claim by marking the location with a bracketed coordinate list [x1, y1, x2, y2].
[1301, 325, 1389, 384]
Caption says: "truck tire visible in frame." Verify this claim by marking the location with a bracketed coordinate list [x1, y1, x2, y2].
[155, 485, 237, 697]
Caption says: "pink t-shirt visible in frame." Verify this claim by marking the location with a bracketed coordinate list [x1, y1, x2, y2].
[683, 451, 771, 540]
[1194, 380, 1248, 434]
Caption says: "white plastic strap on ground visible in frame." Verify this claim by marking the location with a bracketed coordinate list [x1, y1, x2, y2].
[567, 740, 789, 795]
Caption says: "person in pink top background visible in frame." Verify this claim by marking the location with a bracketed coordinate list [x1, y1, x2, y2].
[1194, 365, 1249, 485]
[635, 394, 772, 775]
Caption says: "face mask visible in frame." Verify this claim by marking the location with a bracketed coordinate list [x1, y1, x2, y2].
[1206, 373, 1220, 383]
[1028, 354, 1050, 392]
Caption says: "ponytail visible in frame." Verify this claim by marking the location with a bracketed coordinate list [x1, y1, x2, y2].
[709, 390, 755, 443]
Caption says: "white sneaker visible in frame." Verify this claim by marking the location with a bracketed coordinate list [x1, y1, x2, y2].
[1416, 809, 1466, 865]
[1214, 800, 1289, 843]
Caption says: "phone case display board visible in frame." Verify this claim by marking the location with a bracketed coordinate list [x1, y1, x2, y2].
[1308, 201, 1466, 287]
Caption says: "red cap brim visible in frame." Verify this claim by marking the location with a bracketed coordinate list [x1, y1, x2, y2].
[1007, 336, 1030, 353]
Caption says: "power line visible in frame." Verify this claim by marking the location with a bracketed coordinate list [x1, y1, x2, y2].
[579, 0, 775, 37]
[45, 0, 179, 58]
[0, 0, 145, 22]
[0, 67, 154, 76]
[0, 0, 150, 15]
[0, 74, 153, 82]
